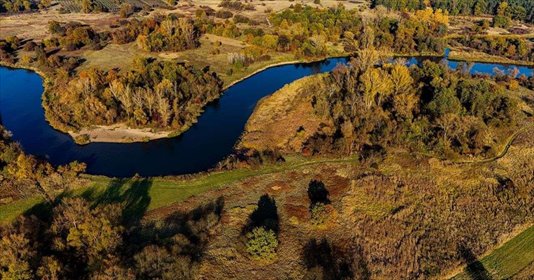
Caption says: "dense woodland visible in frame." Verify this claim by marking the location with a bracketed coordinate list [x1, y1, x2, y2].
[112, 15, 202, 52]
[372, 0, 534, 23]
[305, 49, 522, 158]
[44, 58, 222, 133]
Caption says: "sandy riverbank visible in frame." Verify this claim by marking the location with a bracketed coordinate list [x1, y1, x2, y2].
[69, 124, 173, 144]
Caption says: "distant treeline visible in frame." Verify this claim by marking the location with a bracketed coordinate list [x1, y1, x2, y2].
[45, 16, 202, 53]
[0, 0, 50, 13]
[112, 15, 201, 52]
[372, 0, 534, 23]
[202, 5, 449, 64]
[451, 35, 533, 62]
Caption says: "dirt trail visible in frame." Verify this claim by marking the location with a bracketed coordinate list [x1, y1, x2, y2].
[453, 124, 533, 164]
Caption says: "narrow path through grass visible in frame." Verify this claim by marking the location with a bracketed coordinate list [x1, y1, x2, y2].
[453, 124, 533, 164]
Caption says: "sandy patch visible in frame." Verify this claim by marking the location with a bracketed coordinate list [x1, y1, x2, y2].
[69, 123, 173, 143]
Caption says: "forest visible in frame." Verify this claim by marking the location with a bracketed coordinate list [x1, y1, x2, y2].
[372, 0, 534, 23]
[305, 50, 521, 158]
[0, 193, 222, 279]
[44, 58, 222, 133]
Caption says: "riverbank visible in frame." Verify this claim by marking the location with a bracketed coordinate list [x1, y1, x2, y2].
[69, 124, 174, 144]
[448, 49, 534, 67]
[2, 48, 528, 146]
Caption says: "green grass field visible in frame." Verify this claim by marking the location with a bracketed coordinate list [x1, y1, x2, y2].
[452, 225, 534, 280]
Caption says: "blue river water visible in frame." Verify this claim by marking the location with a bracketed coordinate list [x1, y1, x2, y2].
[0, 56, 532, 177]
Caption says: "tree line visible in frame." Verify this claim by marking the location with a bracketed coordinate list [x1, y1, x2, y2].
[46, 21, 107, 51]
[0, 0, 50, 13]
[451, 35, 533, 62]
[372, 0, 534, 23]
[111, 14, 201, 52]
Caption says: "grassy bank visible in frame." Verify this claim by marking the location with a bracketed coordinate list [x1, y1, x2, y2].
[0, 155, 357, 224]
[451, 225, 534, 279]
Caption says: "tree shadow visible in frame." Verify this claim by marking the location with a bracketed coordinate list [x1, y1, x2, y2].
[24, 178, 152, 226]
[19, 180, 224, 279]
[308, 180, 330, 206]
[94, 178, 151, 224]
[242, 194, 279, 234]
[302, 238, 369, 280]
[458, 244, 492, 280]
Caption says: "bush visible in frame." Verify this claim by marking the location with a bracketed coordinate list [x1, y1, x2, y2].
[310, 203, 328, 225]
[215, 9, 234, 19]
[245, 227, 278, 260]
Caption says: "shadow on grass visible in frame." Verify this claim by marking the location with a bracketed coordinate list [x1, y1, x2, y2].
[458, 244, 492, 280]
[303, 238, 369, 280]
[308, 179, 330, 207]
[24, 178, 152, 225]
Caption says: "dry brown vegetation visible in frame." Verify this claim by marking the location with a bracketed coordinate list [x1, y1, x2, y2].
[145, 123, 534, 279]
[240, 74, 330, 153]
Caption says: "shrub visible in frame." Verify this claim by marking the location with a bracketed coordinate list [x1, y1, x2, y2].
[245, 227, 278, 260]
[310, 203, 328, 225]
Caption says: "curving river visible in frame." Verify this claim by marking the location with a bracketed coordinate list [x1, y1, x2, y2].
[0, 56, 532, 177]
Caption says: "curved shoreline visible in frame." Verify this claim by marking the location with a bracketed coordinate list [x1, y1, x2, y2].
[221, 55, 351, 90]
[2, 51, 533, 145]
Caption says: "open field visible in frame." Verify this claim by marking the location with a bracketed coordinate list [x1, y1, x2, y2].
[157, 34, 297, 86]
[452, 225, 534, 280]
[192, 0, 367, 21]
[0, 7, 120, 40]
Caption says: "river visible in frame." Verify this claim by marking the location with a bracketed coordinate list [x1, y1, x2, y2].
[0, 56, 532, 177]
